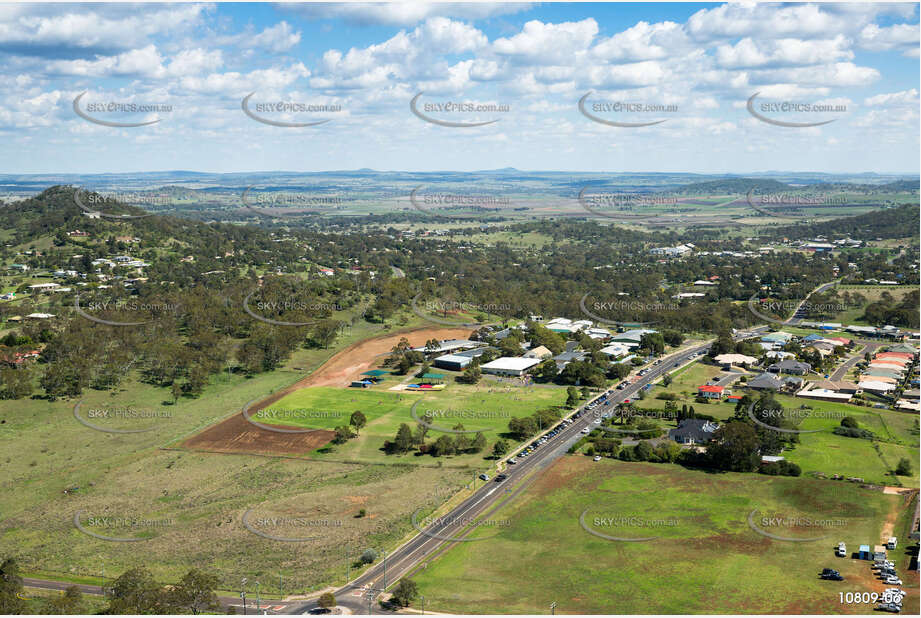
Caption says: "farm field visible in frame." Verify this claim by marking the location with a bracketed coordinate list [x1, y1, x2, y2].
[411, 457, 919, 615]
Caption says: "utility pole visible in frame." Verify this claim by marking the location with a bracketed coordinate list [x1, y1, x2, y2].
[550, 601, 557, 615]
[241, 577, 248, 616]
[279, 575, 283, 599]
[421, 595, 425, 615]
[255, 581, 261, 614]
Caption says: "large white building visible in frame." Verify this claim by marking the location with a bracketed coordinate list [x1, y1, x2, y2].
[480, 357, 541, 376]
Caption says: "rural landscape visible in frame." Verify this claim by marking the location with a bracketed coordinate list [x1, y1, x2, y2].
[0, 1, 919, 616]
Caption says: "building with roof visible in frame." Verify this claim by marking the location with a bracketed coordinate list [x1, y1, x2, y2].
[796, 387, 853, 403]
[858, 380, 897, 393]
[714, 353, 758, 367]
[668, 419, 720, 445]
[480, 357, 541, 376]
[524, 345, 553, 360]
[697, 385, 725, 399]
[433, 354, 474, 371]
[412, 339, 483, 355]
[761, 331, 794, 344]
[600, 342, 631, 358]
[610, 328, 657, 345]
[747, 373, 784, 391]
[768, 359, 811, 375]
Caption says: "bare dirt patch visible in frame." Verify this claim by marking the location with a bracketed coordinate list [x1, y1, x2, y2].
[181, 413, 334, 457]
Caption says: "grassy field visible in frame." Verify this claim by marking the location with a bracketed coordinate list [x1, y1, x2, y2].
[411, 457, 918, 615]
[0, 319, 485, 594]
[260, 382, 569, 465]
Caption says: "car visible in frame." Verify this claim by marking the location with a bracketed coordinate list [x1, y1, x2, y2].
[478, 474, 490, 481]
[623, 399, 631, 404]
[309, 608, 332, 615]
[593, 455, 602, 461]
[593, 418, 601, 424]
[885, 577, 902, 586]
[508, 458, 517, 465]
[876, 603, 901, 613]
[836, 542, 846, 557]
[674, 362, 681, 367]
[820, 568, 843, 581]
[495, 474, 507, 482]
[601, 413, 610, 419]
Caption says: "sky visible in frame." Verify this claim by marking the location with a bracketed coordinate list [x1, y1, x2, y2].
[0, 1, 918, 175]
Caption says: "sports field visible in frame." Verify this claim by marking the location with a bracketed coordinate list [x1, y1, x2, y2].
[411, 457, 918, 614]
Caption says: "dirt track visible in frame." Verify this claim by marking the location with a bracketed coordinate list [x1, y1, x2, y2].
[182, 326, 474, 456]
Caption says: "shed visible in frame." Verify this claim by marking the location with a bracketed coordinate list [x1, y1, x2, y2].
[873, 545, 887, 561]
[433, 354, 472, 371]
[858, 544, 871, 560]
[350, 380, 371, 388]
[420, 372, 446, 383]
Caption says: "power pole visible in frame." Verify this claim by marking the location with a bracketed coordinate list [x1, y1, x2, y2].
[421, 595, 425, 615]
[241, 577, 248, 616]
[550, 601, 557, 615]
[255, 581, 261, 614]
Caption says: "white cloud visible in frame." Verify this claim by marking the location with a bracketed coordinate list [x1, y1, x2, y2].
[864, 88, 919, 106]
[858, 23, 919, 56]
[284, 2, 530, 26]
[493, 19, 598, 65]
[247, 22, 301, 54]
[716, 36, 853, 69]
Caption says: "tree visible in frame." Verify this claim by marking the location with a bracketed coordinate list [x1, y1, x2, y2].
[895, 457, 912, 476]
[634, 440, 655, 461]
[167, 569, 220, 615]
[43, 584, 83, 614]
[457, 364, 481, 384]
[390, 578, 419, 608]
[317, 592, 337, 610]
[360, 549, 378, 564]
[394, 424, 414, 454]
[492, 439, 509, 458]
[0, 558, 26, 615]
[662, 373, 673, 388]
[453, 424, 472, 452]
[333, 425, 356, 444]
[470, 432, 486, 453]
[431, 434, 456, 457]
[565, 386, 579, 407]
[840, 416, 859, 429]
[707, 422, 761, 472]
[106, 566, 167, 614]
[350, 410, 367, 434]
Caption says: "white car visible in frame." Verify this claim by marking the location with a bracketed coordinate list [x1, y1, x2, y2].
[593, 455, 602, 462]
[508, 458, 517, 465]
[581, 427, 591, 434]
[593, 418, 602, 424]
[885, 577, 902, 586]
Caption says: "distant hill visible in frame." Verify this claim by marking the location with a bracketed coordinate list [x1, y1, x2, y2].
[668, 178, 791, 195]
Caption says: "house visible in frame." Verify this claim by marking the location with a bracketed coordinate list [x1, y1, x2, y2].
[764, 350, 794, 360]
[668, 419, 719, 445]
[600, 342, 631, 358]
[524, 345, 552, 360]
[25, 313, 55, 320]
[10, 264, 30, 271]
[768, 360, 811, 375]
[796, 387, 853, 403]
[887, 343, 918, 355]
[29, 282, 60, 292]
[761, 331, 794, 344]
[902, 389, 920, 401]
[714, 353, 757, 367]
[692, 280, 716, 286]
[586, 327, 612, 340]
[480, 357, 540, 377]
[650, 244, 693, 257]
[809, 379, 860, 394]
[698, 385, 725, 399]
[553, 350, 586, 370]
[747, 373, 784, 391]
[858, 380, 897, 393]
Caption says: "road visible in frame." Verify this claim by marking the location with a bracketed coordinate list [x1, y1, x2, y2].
[293, 326, 768, 615]
[831, 341, 880, 381]
[24, 327, 767, 616]
[787, 279, 840, 325]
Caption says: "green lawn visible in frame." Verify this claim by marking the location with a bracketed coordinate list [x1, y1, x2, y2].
[411, 457, 915, 615]
[262, 383, 569, 465]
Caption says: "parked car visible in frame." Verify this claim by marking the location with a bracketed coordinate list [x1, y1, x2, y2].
[876, 603, 901, 613]
[478, 474, 490, 481]
[820, 568, 843, 581]
[836, 542, 846, 557]
[508, 458, 517, 465]
[593, 455, 602, 462]
[581, 427, 591, 434]
[885, 577, 902, 586]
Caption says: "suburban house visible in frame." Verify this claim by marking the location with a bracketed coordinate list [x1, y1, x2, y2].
[768, 359, 811, 375]
[714, 353, 757, 368]
[610, 328, 657, 346]
[697, 385, 726, 399]
[668, 419, 720, 445]
[747, 372, 784, 391]
[480, 357, 540, 377]
[524, 345, 553, 360]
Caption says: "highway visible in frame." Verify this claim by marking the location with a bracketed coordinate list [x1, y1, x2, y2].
[293, 326, 768, 615]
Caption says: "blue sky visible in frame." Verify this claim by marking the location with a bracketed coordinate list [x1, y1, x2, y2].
[0, 2, 918, 174]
